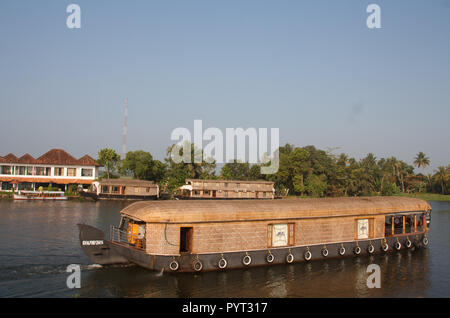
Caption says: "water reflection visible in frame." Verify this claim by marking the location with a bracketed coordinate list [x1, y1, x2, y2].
[78, 248, 431, 298]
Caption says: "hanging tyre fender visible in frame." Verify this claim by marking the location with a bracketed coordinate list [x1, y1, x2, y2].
[243, 253, 252, 266]
[193, 258, 203, 272]
[381, 241, 389, 252]
[339, 245, 346, 256]
[304, 249, 312, 261]
[405, 238, 412, 248]
[218, 256, 227, 269]
[266, 251, 275, 263]
[169, 259, 179, 271]
[286, 250, 294, 264]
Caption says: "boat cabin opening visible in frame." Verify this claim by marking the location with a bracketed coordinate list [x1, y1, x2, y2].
[179, 227, 193, 253]
[111, 217, 146, 250]
[384, 212, 427, 237]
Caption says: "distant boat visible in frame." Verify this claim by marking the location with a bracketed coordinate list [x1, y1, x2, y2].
[79, 179, 159, 201]
[13, 190, 68, 201]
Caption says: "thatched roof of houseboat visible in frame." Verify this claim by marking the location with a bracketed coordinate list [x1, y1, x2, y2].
[120, 196, 431, 223]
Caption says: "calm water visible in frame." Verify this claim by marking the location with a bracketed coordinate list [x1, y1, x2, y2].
[0, 200, 449, 298]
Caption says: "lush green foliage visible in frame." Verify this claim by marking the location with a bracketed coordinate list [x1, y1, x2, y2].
[96, 145, 449, 196]
[97, 148, 121, 179]
[120, 150, 166, 182]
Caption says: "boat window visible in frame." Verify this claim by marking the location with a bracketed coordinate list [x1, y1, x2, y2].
[385, 216, 393, 237]
[102, 185, 109, 193]
[268, 223, 295, 247]
[179, 227, 193, 253]
[119, 217, 129, 231]
[356, 219, 370, 239]
[405, 215, 414, 233]
[394, 216, 403, 235]
[416, 214, 424, 232]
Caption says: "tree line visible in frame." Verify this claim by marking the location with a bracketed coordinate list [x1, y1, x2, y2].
[96, 144, 449, 196]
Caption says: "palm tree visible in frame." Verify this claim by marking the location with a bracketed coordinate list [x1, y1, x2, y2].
[434, 166, 448, 195]
[413, 152, 430, 170]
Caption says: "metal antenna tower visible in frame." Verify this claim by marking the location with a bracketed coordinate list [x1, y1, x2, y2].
[122, 98, 128, 158]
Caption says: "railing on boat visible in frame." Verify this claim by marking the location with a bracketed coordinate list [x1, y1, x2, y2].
[110, 226, 146, 250]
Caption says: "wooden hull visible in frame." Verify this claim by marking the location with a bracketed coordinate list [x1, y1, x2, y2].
[118, 234, 430, 273]
[78, 223, 429, 272]
[79, 191, 158, 201]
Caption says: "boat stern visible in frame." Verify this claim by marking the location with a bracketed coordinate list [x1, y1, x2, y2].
[77, 223, 130, 265]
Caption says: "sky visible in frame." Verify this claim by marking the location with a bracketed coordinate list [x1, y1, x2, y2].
[0, 0, 449, 173]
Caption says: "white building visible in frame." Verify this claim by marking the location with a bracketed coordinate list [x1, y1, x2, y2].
[0, 149, 101, 191]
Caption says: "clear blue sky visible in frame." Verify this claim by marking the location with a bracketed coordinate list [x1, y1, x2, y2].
[0, 0, 449, 173]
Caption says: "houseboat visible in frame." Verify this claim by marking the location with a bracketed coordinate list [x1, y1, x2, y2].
[13, 190, 68, 201]
[80, 179, 159, 201]
[175, 179, 275, 200]
[78, 196, 431, 272]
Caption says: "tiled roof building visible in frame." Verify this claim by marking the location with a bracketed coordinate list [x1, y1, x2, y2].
[0, 149, 101, 191]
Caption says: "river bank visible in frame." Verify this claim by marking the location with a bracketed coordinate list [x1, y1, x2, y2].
[394, 193, 450, 202]
[2, 191, 449, 202]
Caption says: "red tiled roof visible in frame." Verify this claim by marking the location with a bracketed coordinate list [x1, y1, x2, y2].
[77, 154, 101, 167]
[18, 153, 36, 164]
[1, 149, 101, 167]
[36, 149, 79, 165]
[2, 153, 19, 163]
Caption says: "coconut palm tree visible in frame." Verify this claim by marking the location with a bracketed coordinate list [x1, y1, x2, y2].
[413, 152, 430, 170]
[434, 166, 448, 195]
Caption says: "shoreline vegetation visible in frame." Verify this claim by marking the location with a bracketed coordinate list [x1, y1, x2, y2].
[1, 191, 449, 202]
[2, 144, 448, 202]
[97, 143, 449, 198]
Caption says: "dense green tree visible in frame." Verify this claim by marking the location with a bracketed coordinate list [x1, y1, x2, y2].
[120, 150, 166, 182]
[97, 148, 121, 179]
[305, 174, 328, 197]
[220, 160, 251, 180]
[434, 166, 448, 195]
